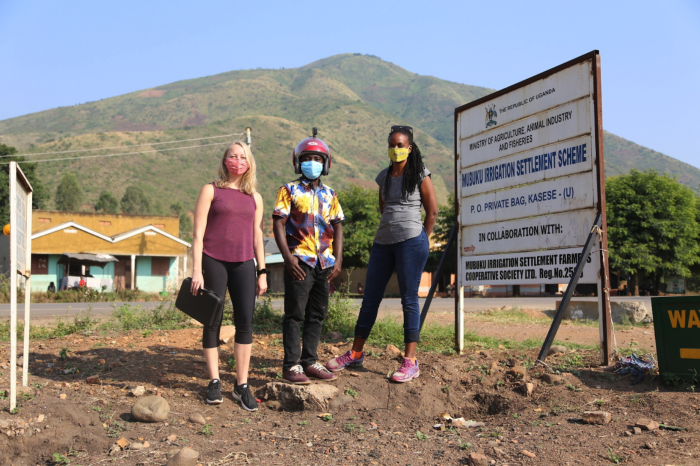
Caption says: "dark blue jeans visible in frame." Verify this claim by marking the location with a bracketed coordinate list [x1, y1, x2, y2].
[354, 230, 429, 343]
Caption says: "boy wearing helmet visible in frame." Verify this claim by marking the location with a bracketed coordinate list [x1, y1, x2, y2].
[272, 129, 344, 384]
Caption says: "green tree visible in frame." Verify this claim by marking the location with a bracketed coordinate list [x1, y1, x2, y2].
[337, 185, 381, 269]
[170, 202, 192, 242]
[55, 173, 83, 211]
[120, 185, 150, 214]
[606, 169, 700, 295]
[94, 191, 119, 213]
[0, 144, 50, 224]
[425, 192, 457, 275]
[170, 202, 184, 216]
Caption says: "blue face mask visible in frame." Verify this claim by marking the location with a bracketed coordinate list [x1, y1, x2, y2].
[301, 160, 323, 179]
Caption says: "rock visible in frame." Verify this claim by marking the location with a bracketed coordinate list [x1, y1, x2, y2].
[451, 418, 485, 428]
[165, 447, 199, 466]
[131, 386, 146, 397]
[556, 300, 651, 323]
[108, 445, 121, 456]
[59, 394, 67, 400]
[218, 326, 236, 345]
[116, 437, 130, 448]
[508, 366, 527, 379]
[521, 450, 536, 458]
[467, 452, 490, 466]
[86, 375, 100, 384]
[541, 373, 564, 385]
[167, 434, 177, 442]
[635, 418, 659, 431]
[521, 382, 535, 396]
[329, 346, 341, 356]
[385, 344, 402, 357]
[129, 442, 146, 450]
[548, 345, 567, 355]
[326, 331, 343, 342]
[633, 426, 642, 435]
[167, 448, 181, 457]
[328, 395, 354, 410]
[188, 413, 206, 425]
[36, 415, 44, 423]
[16, 356, 23, 367]
[255, 382, 339, 411]
[583, 411, 611, 425]
[613, 301, 650, 324]
[644, 441, 656, 450]
[131, 396, 170, 422]
[493, 447, 505, 456]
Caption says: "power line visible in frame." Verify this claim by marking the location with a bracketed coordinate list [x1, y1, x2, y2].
[0, 141, 231, 165]
[2, 132, 245, 159]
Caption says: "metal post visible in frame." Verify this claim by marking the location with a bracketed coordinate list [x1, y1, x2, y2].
[22, 190, 32, 386]
[9, 163, 17, 411]
[537, 212, 602, 364]
[419, 224, 458, 330]
[457, 286, 465, 354]
[131, 255, 136, 290]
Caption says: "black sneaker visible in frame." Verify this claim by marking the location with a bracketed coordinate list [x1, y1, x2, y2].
[206, 379, 223, 404]
[232, 383, 258, 411]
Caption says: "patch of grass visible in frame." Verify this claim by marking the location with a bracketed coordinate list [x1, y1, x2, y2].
[248, 296, 283, 333]
[201, 424, 214, 436]
[107, 301, 187, 332]
[415, 430, 428, 440]
[345, 388, 358, 398]
[298, 420, 308, 426]
[442, 385, 450, 393]
[607, 447, 625, 464]
[457, 439, 472, 450]
[52, 453, 70, 464]
[566, 384, 582, 392]
[226, 356, 236, 371]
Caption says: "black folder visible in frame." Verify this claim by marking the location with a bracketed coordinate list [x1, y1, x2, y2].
[175, 277, 224, 327]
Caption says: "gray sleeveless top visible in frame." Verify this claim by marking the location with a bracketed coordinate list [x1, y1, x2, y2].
[374, 166, 431, 245]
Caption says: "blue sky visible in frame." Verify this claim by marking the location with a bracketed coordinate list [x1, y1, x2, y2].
[1, 0, 699, 169]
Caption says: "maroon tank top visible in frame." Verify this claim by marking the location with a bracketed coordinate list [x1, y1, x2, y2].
[202, 185, 256, 263]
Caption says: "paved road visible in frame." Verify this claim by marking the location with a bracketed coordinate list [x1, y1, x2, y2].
[0, 296, 652, 321]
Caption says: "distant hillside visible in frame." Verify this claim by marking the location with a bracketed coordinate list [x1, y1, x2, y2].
[0, 53, 698, 229]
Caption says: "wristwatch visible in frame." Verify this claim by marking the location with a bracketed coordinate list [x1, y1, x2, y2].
[257, 268, 267, 277]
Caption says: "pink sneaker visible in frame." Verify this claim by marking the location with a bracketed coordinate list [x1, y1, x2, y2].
[391, 357, 419, 383]
[326, 350, 364, 372]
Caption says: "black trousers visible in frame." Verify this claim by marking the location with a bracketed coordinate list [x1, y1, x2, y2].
[282, 261, 329, 370]
[201, 253, 256, 347]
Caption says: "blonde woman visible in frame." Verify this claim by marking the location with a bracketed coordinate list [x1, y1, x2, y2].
[191, 141, 267, 410]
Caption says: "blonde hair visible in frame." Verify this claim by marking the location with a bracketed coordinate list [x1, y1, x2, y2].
[215, 141, 257, 194]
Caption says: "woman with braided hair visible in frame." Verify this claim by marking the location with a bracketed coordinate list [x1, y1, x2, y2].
[326, 125, 438, 382]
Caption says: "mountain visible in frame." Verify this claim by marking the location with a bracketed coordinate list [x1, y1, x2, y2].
[0, 53, 697, 232]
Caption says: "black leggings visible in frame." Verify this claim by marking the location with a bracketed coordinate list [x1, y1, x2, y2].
[201, 253, 256, 347]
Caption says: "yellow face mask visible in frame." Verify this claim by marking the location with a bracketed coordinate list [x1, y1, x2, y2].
[388, 147, 410, 162]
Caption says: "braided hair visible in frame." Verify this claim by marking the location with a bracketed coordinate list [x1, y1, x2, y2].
[382, 127, 426, 201]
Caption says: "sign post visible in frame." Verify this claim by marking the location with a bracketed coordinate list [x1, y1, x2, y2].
[651, 296, 700, 381]
[8, 161, 33, 411]
[454, 51, 612, 363]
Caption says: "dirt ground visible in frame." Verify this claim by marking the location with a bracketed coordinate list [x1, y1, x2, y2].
[0, 326, 697, 466]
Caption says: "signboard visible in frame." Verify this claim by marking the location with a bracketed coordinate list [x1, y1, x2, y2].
[8, 162, 33, 411]
[651, 296, 700, 382]
[454, 51, 612, 360]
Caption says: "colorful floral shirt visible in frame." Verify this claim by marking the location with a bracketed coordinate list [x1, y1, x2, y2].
[272, 178, 344, 269]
